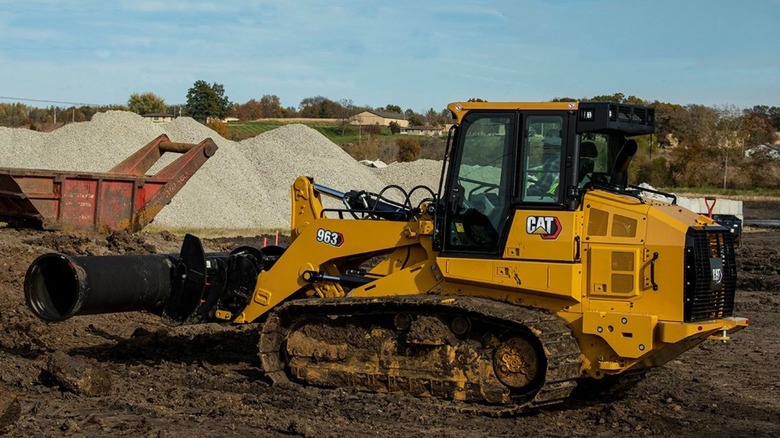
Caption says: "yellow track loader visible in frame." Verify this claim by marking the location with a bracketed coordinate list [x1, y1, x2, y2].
[24, 101, 747, 413]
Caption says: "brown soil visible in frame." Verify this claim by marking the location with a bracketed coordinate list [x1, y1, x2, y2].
[1, 205, 779, 437]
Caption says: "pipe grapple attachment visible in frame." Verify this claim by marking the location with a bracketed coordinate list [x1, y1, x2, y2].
[24, 234, 284, 324]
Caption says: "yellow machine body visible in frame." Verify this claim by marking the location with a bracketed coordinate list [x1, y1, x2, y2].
[234, 101, 747, 381]
[236, 173, 745, 379]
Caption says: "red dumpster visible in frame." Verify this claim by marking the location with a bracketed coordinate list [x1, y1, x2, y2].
[0, 134, 217, 232]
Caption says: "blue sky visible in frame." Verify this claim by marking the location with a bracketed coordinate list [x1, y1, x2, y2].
[1, 0, 778, 112]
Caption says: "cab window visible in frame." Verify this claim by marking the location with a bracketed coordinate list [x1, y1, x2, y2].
[522, 115, 564, 203]
[578, 133, 612, 187]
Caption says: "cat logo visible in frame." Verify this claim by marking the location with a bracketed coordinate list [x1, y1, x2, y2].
[526, 216, 562, 240]
[710, 258, 724, 287]
[712, 267, 723, 284]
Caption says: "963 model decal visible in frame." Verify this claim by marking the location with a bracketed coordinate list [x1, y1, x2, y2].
[316, 228, 344, 247]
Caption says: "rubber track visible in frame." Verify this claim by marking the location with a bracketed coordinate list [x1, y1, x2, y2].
[259, 295, 583, 416]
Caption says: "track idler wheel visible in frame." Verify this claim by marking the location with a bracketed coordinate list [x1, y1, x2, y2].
[493, 337, 541, 391]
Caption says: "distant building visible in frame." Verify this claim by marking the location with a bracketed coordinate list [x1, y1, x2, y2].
[142, 113, 175, 123]
[350, 110, 409, 127]
[400, 125, 447, 137]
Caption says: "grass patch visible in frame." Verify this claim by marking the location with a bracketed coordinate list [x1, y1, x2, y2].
[228, 121, 288, 139]
[228, 120, 394, 145]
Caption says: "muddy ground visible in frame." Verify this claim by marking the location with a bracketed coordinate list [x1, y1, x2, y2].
[1, 201, 779, 437]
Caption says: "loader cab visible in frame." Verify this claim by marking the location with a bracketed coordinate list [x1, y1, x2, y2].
[439, 101, 654, 256]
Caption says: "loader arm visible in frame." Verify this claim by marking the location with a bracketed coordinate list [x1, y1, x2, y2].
[233, 176, 441, 323]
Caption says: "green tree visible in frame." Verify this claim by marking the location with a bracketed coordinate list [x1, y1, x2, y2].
[127, 92, 167, 115]
[388, 121, 401, 134]
[713, 105, 747, 189]
[749, 105, 780, 130]
[741, 109, 776, 147]
[299, 96, 341, 118]
[424, 108, 448, 126]
[185, 80, 231, 123]
[0, 103, 29, 126]
[769, 106, 780, 130]
[382, 104, 402, 113]
[406, 111, 424, 127]
[631, 156, 673, 187]
[260, 94, 284, 118]
[652, 101, 690, 148]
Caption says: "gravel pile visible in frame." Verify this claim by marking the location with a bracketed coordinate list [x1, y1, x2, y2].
[370, 159, 443, 192]
[369, 159, 444, 205]
[0, 112, 165, 171]
[0, 112, 396, 232]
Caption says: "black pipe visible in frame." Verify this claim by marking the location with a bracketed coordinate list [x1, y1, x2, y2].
[24, 253, 176, 322]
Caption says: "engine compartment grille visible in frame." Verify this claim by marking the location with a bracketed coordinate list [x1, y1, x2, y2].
[683, 227, 736, 322]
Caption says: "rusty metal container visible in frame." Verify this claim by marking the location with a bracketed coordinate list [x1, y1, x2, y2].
[0, 134, 217, 232]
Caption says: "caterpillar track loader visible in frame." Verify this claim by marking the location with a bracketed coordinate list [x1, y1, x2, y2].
[24, 101, 747, 413]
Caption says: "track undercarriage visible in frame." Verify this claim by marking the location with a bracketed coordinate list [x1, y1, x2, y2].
[260, 295, 583, 415]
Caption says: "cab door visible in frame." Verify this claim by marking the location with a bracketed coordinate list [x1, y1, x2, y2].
[505, 112, 582, 263]
[442, 111, 517, 256]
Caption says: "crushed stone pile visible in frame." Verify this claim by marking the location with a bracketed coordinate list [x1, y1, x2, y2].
[0, 112, 399, 232]
[369, 159, 444, 206]
[370, 159, 442, 191]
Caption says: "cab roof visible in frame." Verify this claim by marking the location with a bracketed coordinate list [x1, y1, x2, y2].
[447, 101, 580, 124]
[447, 101, 655, 135]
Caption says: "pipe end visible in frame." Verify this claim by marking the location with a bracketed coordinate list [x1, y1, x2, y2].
[24, 253, 82, 322]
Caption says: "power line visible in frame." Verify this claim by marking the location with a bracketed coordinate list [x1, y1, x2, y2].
[0, 95, 103, 107]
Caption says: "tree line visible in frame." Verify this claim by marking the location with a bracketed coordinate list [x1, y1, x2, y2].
[1, 85, 779, 189]
[0, 80, 452, 129]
